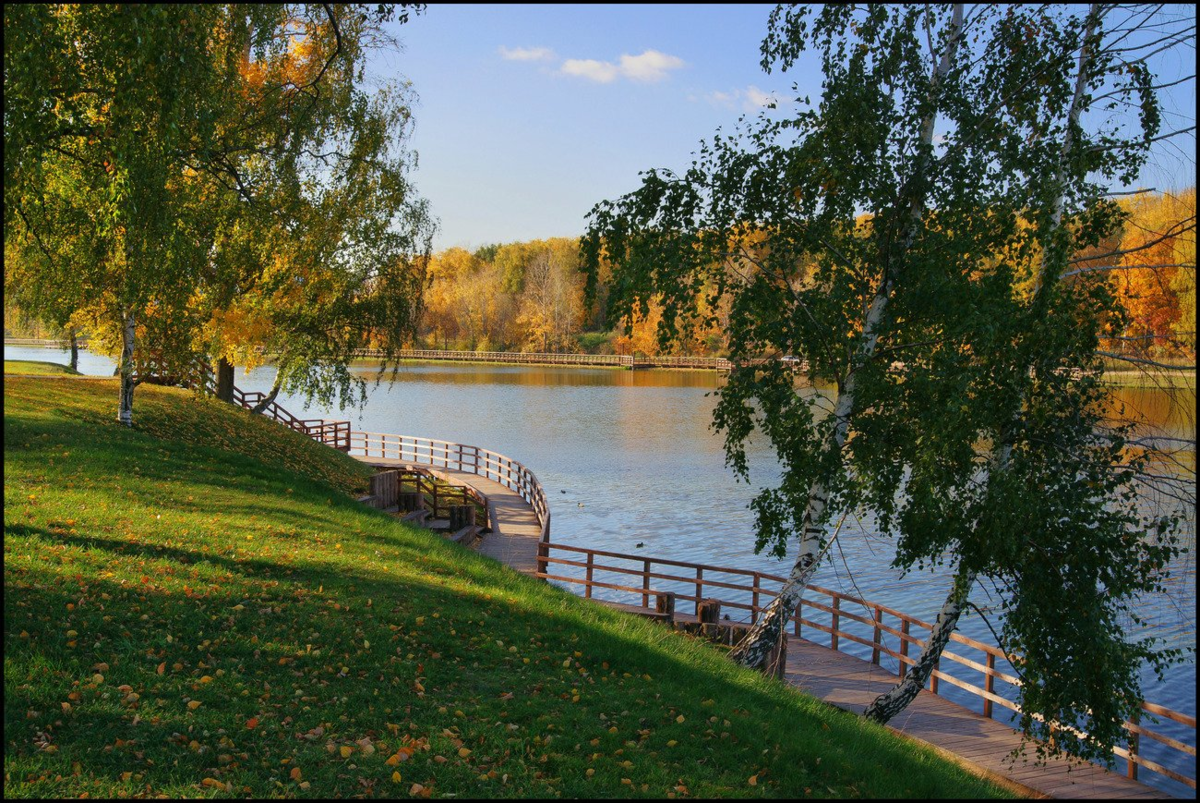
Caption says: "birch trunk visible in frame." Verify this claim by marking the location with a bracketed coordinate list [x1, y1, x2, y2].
[250, 371, 284, 414]
[68, 326, 79, 371]
[117, 307, 137, 427]
[731, 5, 964, 671]
[864, 5, 1100, 725]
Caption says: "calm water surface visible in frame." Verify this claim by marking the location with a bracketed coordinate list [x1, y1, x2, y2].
[8, 346, 1196, 794]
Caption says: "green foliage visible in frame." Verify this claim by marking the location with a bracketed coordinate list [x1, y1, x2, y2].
[3, 377, 1009, 799]
[4, 5, 435, 418]
[582, 3, 1186, 766]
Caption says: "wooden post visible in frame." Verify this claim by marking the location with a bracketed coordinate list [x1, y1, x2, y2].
[899, 620, 911, 679]
[585, 553, 595, 599]
[398, 491, 422, 513]
[984, 653, 995, 718]
[830, 596, 840, 652]
[1127, 709, 1140, 780]
[930, 658, 940, 695]
[697, 599, 722, 624]
[751, 572, 760, 624]
[449, 505, 475, 532]
[694, 567, 704, 616]
[655, 592, 676, 623]
[642, 560, 651, 608]
[871, 607, 883, 665]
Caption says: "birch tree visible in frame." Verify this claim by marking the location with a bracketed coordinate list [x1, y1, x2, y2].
[582, 2, 1188, 765]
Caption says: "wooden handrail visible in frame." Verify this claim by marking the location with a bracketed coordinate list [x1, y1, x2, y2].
[534, 540, 1195, 790]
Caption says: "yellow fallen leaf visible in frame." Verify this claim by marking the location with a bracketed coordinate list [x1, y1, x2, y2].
[290, 767, 302, 782]
[748, 775, 758, 786]
[187, 700, 202, 710]
[676, 715, 685, 723]
[457, 747, 471, 758]
[339, 745, 353, 759]
[392, 771, 402, 783]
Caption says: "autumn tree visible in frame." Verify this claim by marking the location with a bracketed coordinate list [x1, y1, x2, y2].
[4, 4, 432, 422]
[583, 2, 1186, 765]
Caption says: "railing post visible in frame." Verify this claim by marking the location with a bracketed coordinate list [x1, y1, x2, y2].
[984, 653, 995, 718]
[830, 596, 840, 652]
[795, 596, 802, 638]
[585, 553, 594, 599]
[1127, 709, 1140, 780]
[694, 567, 704, 616]
[930, 658, 940, 695]
[751, 572, 761, 624]
[899, 619, 910, 679]
[642, 560, 651, 608]
[871, 607, 883, 665]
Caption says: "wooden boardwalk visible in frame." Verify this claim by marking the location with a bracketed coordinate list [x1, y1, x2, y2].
[348, 452, 1186, 799]
[354, 458, 542, 575]
[784, 639, 1173, 799]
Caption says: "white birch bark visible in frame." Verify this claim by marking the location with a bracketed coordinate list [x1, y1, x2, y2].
[117, 306, 137, 427]
[864, 4, 1101, 724]
[731, 5, 965, 670]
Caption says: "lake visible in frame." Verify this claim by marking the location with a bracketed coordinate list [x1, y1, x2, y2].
[6, 344, 1196, 795]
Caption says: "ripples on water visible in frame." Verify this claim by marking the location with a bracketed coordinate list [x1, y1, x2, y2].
[7, 346, 1195, 794]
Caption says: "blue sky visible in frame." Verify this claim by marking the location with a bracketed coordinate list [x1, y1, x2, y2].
[371, 4, 810, 251]
[371, 4, 1196, 253]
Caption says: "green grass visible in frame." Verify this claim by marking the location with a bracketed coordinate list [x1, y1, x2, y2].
[5, 360, 82, 376]
[4, 378, 1013, 799]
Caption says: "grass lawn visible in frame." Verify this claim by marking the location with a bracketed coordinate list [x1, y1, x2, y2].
[4, 377, 1012, 799]
[4, 360, 82, 376]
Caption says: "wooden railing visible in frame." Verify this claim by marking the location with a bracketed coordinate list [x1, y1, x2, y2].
[394, 468, 491, 531]
[535, 541, 1195, 792]
[232, 388, 351, 451]
[347, 431, 550, 541]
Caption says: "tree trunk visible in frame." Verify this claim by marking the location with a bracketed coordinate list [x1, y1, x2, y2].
[250, 371, 283, 414]
[864, 5, 1100, 725]
[731, 5, 964, 671]
[117, 307, 137, 427]
[216, 357, 235, 402]
[864, 567, 977, 722]
[68, 326, 79, 371]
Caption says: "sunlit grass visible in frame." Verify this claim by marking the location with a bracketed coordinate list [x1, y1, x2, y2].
[5, 360, 82, 376]
[4, 377, 1012, 799]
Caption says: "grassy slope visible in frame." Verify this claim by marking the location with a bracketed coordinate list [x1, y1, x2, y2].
[4, 360, 82, 376]
[3, 378, 1010, 799]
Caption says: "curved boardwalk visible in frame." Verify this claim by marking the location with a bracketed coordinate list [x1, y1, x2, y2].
[355, 458, 542, 574]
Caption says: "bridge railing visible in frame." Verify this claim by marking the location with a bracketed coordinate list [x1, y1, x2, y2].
[347, 431, 550, 541]
[535, 541, 1195, 792]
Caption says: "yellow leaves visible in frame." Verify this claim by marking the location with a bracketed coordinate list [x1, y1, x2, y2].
[675, 715, 686, 724]
[201, 778, 231, 791]
[392, 771, 403, 783]
[156, 662, 165, 675]
[245, 717, 259, 730]
[667, 740, 678, 748]
[289, 766, 302, 782]
[200, 675, 213, 684]
[339, 745, 354, 759]
[92, 674, 105, 684]
[586, 768, 595, 778]
[748, 774, 759, 786]
[457, 747, 472, 758]
[187, 700, 202, 711]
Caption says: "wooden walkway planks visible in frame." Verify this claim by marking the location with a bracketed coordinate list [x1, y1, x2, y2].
[784, 639, 1174, 799]
[356, 458, 543, 575]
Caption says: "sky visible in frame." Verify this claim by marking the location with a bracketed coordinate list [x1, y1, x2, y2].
[369, 4, 1196, 253]
[370, 4, 812, 251]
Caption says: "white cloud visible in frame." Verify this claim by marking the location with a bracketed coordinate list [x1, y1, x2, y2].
[743, 85, 779, 110]
[702, 85, 789, 113]
[617, 50, 686, 82]
[498, 46, 555, 62]
[559, 49, 686, 84]
[561, 58, 620, 83]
